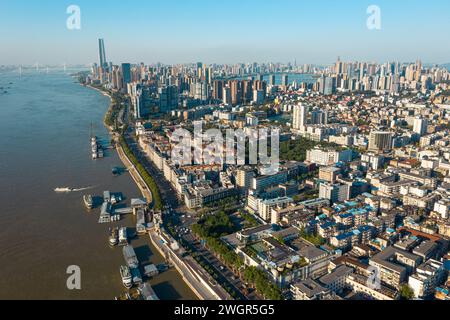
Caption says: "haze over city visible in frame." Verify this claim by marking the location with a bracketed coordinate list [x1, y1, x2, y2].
[1, 0, 450, 65]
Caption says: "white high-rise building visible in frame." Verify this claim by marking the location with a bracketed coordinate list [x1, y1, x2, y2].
[413, 118, 428, 136]
[293, 104, 307, 132]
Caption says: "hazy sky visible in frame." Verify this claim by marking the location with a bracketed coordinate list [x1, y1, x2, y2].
[1, 0, 449, 65]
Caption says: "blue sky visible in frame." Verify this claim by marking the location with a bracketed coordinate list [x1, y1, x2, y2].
[0, 0, 449, 65]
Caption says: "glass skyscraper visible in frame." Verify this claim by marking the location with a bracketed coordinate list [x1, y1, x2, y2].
[121, 63, 132, 86]
[98, 39, 107, 69]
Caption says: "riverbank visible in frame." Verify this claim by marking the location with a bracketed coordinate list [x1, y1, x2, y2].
[83, 82, 198, 300]
[85, 84, 155, 206]
[85, 84, 115, 129]
[115, 137, 153, 204]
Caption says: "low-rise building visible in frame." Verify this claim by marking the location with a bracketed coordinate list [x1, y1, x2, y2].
[408, 260, 446, 299]
[291, 279, 330, 300]
[369, 247, 422, 289]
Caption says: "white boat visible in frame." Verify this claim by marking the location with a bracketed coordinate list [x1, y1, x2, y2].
[119, 227, 128, 245]
[83, 194, 94, 209]
[111, 194, 123, 205]
[120, 266, 133, 289]
[54, 187, 73, 193]
[109, 228, 119, 246]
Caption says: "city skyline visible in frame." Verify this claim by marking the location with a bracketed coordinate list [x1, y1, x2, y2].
[1, 0, 450, 65]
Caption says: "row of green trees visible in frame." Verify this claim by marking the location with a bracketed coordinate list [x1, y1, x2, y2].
[190, 213, 246, 299]
[104, 90, 129, 130]
[119, 136, 163, 210]
[240, 212, 260, 228]
[243, 267, 283, 300]
[280, 137, 342, 162]
[192, 212, 283, 300]
[193, 253, 242, 299]
[192, 211, 237, 238]
[104, 93, 122, 128]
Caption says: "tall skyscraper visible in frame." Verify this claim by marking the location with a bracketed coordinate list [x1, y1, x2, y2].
[121, 63, 132, 86]
[230, 80, 241, 105]
[213, 80, 224, 100]
[269, 75, 276, 86]
[311, 109, 328, 125]
[324, 77, 336, 95]
[293, 104, 307, 132]
[197, 62, 203, 79]
[223, 87, 232, 105]
[335, 57, 343, 74]
[98, 39, 107, 69]
[281, 74, 289, 87]
[159, 86, 179, 113]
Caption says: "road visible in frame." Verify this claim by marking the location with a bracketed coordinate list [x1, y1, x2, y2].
[185, 234, 259, 300]
[124, 128, 182, 210]
[149, 230, 232, 300]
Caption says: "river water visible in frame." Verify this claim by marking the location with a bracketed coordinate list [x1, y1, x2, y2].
[0, 70, 196, 300]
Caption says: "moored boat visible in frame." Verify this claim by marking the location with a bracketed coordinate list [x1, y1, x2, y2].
[120, 265, 133, 289]
[109, 227, 119, 246]
[123, 245, 139, 269]
[119, 227, 128, 246]
[83, 194, 94, 209]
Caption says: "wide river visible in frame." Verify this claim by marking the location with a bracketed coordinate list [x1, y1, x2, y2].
[0, 70, 196, 300]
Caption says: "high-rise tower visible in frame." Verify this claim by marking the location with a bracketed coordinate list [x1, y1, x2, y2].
[98, 39, 107, 69]
[293, 104, 308, 132]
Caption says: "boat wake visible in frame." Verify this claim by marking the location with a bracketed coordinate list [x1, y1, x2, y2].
[54, 186, 95, 193]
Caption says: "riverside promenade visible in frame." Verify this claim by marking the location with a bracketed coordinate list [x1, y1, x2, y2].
[90, 83, 153, 205]
[149, 229, 232, 301]
[115, 136, 153, 204]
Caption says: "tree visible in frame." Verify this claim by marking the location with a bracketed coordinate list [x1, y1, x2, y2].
[299, 228, 326, 246]
[399, 284, 415, 300]
[280, 137, 342, 162]
[243, 267, 283, 300]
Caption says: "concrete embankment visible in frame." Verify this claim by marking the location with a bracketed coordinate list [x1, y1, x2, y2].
[115, 141, 153, 204]
[148, 230, 232, 301]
